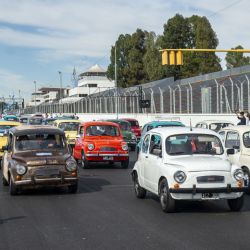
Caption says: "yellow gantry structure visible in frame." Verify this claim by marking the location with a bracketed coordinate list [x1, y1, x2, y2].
[160, 49, 250, 65]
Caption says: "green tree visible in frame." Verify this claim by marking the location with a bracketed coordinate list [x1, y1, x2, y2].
[225, 45, 250, 69]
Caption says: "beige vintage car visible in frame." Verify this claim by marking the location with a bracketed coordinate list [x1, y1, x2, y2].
[1, 126, 78, 195]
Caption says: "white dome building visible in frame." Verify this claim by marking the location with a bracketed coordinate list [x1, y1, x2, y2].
[68, 64, 115, 98]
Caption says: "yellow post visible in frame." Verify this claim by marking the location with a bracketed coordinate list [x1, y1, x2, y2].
[176, 51, 183, 65]
[162, 51, 168, 65]
[169, 51, 176, 65]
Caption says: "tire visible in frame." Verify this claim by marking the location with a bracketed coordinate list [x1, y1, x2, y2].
[242, 168, 250, 194]
[81, 152, 89, 169]
[9, 177, 18, 195]
[2, 175, 8, 186]
[159, 179, 175, 213]
[68, 183, 78, 194]
[121, 159, 129, 169]
[227, 195, 244, 211]
[134, 174, 146, 199]
[130, 145, 136, 152]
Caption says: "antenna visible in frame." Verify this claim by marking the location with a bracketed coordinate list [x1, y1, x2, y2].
[190, 118, 193, 131]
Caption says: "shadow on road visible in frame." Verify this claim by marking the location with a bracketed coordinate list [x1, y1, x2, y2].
[0, 216, 26, 225]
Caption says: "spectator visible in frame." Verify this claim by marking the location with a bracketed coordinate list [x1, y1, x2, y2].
[236, 111, 246, 125]
[245, 112, 250, 125]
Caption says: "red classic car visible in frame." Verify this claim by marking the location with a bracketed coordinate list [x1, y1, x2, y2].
[121, 118, 141, 140]
[73, 121, 129, 169]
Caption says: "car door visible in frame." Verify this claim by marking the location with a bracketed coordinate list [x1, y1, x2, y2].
[225, 131, 241, 165]
[139, 134, 150, 186]
[144, 133, 162, 193]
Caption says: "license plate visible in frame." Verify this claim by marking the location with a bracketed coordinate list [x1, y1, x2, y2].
[201, 193, 219, 200]
[103, 156, 114, 160]
[35, 168, 59, 177]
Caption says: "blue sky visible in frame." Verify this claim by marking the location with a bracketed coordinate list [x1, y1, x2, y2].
[0, 0, 248, 102]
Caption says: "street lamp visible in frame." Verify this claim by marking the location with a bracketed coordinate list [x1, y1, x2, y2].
[34, 80, 37, 113]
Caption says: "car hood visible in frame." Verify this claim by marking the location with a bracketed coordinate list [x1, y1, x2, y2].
[242, 148, 250, 156]
[166, 155, 231, 172]
[0, 136, 8, 148]
[12, 151, 71, 166]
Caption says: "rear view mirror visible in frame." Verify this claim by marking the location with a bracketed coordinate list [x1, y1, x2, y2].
[227, 148, 235, 155]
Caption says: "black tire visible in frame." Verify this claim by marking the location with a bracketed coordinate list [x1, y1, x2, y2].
[130, 145, 136, 152]
[242, 168, 250, 194]
[121, 159, 129, 169]
[68, 183, 78, 194]
[134, 174, 146, 199]
[227, 195, 244, 211]
[9, 177, 18, 195]
[81, 152, 89, 169]
[159, 179, 175, 213]
[2, 175, 8, 186]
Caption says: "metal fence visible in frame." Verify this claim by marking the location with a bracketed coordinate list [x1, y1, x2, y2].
[23, 65, 250, 114]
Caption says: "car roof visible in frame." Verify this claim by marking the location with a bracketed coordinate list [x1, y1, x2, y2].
[145, 120, 184, 126]
[196, 120, 234, 124]
[54, 119, 81, 123]
[120, 118, 138, 121]
[220, 125, 250, 133]
[80, 121, 120, 127]
[10, 125, 64, 136]
[105, 119, 130, 124]
[149, 127, 220, 137]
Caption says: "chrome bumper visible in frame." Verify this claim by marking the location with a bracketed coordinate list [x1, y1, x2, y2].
[86, 153, 129, 157]
[15, 177, 77, 185]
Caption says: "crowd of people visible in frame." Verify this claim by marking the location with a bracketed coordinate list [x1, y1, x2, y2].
[236, 111, 250, 125]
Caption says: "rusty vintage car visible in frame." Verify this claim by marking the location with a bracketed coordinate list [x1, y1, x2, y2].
[73, 121, 129, 168]
[1, 126, 78, 195]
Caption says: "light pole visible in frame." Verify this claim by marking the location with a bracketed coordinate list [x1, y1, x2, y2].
[58, 71, 62, 113]
[115, 45, 118, 119]
[34, 80, 37, 113]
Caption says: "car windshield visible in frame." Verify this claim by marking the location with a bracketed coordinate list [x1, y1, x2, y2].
[128, 120, 139, 127]
[119, 121, 131, 131]
[156, 124, 183, 128]
[209, 123, 232, 132]
[0, 125, 16, 135]
[243, 132, 250, 148]
[29, 118, 43, 125]
[58, 122, 79, 131]
[15, 133, 66, 151]
[166, 134, 223, 155]
[4, 117, 18, 121]
[20, 118, 28, 124]
[86, 125, 119, 136]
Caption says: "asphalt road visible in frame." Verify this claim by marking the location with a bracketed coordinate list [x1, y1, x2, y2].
[1, 151, 250, 250]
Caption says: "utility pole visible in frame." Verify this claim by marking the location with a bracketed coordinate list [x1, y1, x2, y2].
[34, 81, 37, 113]
[115, 45, 118, 119]
[58, 71, 62, 113]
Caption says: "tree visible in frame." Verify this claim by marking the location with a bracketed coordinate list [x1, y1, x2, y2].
[225, 45, 250, 69]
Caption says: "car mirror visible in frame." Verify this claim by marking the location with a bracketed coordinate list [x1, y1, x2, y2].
[227, 148, 235, 155]
[2, 145, 8, 151]
[233, 145, 240, 150]
[152, 148, 162, 158]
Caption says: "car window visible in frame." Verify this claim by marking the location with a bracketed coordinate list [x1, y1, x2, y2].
[195, 123, 201, 128]
[147, 125, 153, 131]
[225, 131, 240, 149]
[142, 134, 150, 153]
[201, 123, 207, 129]
[243, 132, 250, 148]
[79, 126, 84, 135]
[218, 131, 225, 142]
[141, 125, 147, 136]
[86, 125, 119, 136]
[149, 134, 162, 156]
[8, 134, 13, 151]
[58, 122, 79, 131]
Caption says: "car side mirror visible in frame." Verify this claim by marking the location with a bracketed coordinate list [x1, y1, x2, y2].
[2, 145, 8, 151]
[227, 148, 235, 155]
[152, 148, 162, 158]
[233, 145, 240, 150]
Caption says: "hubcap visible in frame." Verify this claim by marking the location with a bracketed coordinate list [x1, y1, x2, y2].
[244, 171, 249, 187]
[160, 185, 167, 206]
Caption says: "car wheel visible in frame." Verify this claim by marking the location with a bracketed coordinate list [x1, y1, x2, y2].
[130, 145, 136, 152]
[227, 195, 244, 211]
[242, 168, 250, 194]
[159, 179, 175, 213]
[134, 174, 146, 199]
[121, 159, 129, 169]
[68, 183, 78, 194]
[81, 152, 89, 169]
[9, 177, 18, 195]
[2, 175, 8, 186]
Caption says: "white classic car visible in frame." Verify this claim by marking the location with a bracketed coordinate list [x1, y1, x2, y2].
[195, 120, 234, 132]
[219, 126, 250, 193]
[132, 127, 246, 213]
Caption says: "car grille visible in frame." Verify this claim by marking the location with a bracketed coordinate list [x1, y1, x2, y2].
[100, 147, 116, 151]
[197, 176, 224, 183]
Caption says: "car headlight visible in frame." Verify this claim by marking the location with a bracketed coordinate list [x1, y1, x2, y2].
[234, 169, 244, 181]
[66, 159, 77, 171]
[87, 143, 94, 150]
[122, 144, 128, 151]
[16, 164, 27, 175]
[174, 171, 186, 183]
